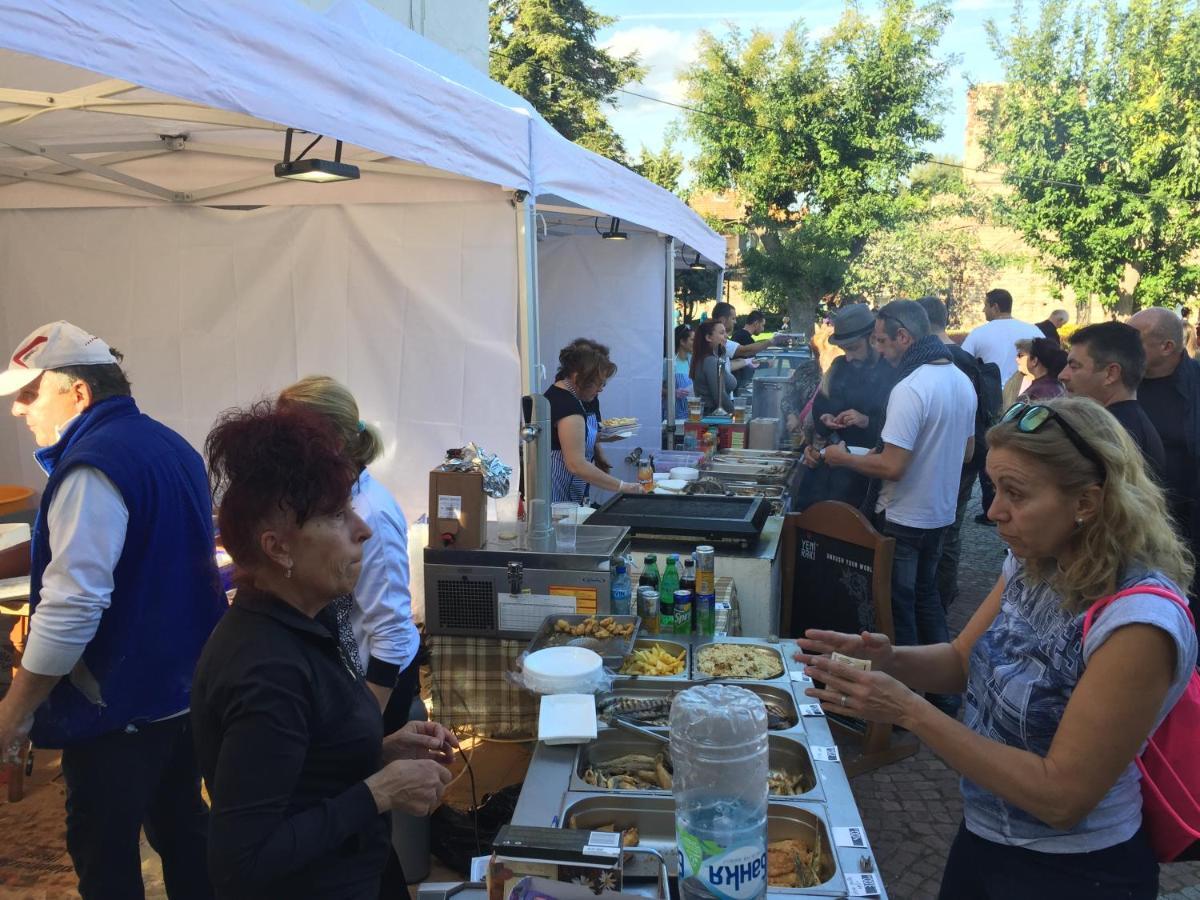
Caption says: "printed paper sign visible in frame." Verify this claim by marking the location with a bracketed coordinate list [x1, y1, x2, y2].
[834, 827, 870, 849]
[790, 670, 813, 684]
[799, 703, 826, 717]
[469, 855, 490, 882]
[437, 495, 462, 519]
[583, 830, 622, 857]
[845, 872, 882, 896]
[810, 745, 840, 762]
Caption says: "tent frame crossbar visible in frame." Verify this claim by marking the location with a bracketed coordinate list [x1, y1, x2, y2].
[0, 77, 473, 204]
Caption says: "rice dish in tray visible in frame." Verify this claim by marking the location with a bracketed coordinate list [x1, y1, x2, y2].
[695, 643, 784, 679]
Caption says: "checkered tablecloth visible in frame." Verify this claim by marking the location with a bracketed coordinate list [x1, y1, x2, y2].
[427, 635, 537, 739]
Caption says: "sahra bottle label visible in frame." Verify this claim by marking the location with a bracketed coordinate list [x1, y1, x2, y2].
[677, 824, 767, 899]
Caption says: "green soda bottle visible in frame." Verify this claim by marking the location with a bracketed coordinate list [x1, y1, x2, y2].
[659, 555, 680, 633]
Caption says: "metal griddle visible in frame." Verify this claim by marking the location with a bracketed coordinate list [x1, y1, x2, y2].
[586, 493, 769, 546]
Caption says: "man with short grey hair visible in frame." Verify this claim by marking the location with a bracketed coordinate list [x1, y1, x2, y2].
[0, 321, 224, 897]
[1129, 307, 1200, 608]
[822, 301, 976, 712]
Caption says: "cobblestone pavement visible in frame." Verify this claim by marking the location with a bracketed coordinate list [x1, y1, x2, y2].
[848, 486, 1200, 899]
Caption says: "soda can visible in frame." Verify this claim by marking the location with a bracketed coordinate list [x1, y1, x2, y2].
[673, 590, 693, 634]
[694, 593, 716, 636]
[638, 587, 660, 634]
[694, 545, 716, 596]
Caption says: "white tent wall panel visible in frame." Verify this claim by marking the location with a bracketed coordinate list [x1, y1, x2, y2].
[0, 202, 520, 522]
[536, 234, 666, 501]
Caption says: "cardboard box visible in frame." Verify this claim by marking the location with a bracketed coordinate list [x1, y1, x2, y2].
[428, 469, 488, 549]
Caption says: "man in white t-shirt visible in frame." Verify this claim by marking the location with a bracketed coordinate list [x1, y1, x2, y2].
[961, 288, 1043, 523]
[961, 288, 1044, 384]
[823, 301, 975, 711]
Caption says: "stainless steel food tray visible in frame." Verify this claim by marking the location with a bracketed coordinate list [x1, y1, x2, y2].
[525, 613, 641, 668]
[692, 641, 789, 682]
[615, 639, 690, 680]
[570, 730, 823, 802]
[596, 680, 801, 732]
[559, 795, 845, 895]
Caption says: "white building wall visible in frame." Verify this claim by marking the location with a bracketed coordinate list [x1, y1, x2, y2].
[299, 0, 489, 72]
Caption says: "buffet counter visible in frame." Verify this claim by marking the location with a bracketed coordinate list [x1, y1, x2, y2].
[506, 634, 886, 898]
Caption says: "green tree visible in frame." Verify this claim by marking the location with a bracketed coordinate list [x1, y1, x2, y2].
[675, 267, 718, 323]
[680, 0, 953, 331]
[490, 0, 644, 163]
[843, 211, 1010, 328]
[982, 0, 1200, 313]
[633, 127, 686, 195]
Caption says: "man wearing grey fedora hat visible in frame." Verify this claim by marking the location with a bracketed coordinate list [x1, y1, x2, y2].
[799, 304, 897, 509]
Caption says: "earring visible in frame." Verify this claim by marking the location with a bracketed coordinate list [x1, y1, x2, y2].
[285, 565, 293, 579]
[1074, 518, 1084, 529]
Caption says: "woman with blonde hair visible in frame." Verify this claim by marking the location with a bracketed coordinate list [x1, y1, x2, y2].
[277, 377, 418, 724]
[797, 396, 1196, 898]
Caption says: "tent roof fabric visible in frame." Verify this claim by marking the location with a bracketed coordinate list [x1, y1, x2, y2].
[0, 0, 723, 266]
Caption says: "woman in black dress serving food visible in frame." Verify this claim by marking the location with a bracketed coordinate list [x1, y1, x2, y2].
[545, 338, 645, 503]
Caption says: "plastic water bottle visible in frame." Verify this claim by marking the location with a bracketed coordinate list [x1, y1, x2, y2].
[671, 684, 769, 900]
[610, 562, 632, 616]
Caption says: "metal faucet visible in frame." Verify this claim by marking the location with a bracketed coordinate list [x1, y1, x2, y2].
[625, 447, 643, 465]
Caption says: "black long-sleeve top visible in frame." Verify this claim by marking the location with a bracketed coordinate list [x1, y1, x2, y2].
[191, 586, 389, 899]
[812, 355, 896, 448]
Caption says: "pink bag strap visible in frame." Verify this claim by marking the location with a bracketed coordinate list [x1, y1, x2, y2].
[1082, 586, 1194, 640]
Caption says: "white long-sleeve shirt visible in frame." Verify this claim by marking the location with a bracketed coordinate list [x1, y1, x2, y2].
[22, 466, 128, 677]
[349, 470, 419, 680]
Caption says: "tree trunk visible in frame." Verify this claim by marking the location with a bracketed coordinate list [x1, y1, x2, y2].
[786, 296, 820, 339]
[1115, 261, 1143, 316]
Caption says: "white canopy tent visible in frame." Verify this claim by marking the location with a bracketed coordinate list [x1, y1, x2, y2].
[0, 0, 722, 535]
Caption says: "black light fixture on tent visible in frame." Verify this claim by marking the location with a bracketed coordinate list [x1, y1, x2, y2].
[275, 128, 360, 182]
[689, 252, 706, 270]
[600, 217, 628, 240]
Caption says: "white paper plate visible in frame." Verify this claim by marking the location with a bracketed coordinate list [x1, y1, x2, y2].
[523, 646, 603, 694]
[670, 466, 700, 481]
[657, 479, 688, 492]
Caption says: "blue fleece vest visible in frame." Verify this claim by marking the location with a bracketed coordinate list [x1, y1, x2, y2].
[29, 396, 226, 747]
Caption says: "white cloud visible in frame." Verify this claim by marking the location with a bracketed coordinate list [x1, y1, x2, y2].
[602, 25, 702, 110]
[617, 11, 805, 23]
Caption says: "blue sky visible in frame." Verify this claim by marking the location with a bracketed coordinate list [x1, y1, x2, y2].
[593, 0, 1018, 173]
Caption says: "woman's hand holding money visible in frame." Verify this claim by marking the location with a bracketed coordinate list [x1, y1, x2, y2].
[793, 629, 895, 673]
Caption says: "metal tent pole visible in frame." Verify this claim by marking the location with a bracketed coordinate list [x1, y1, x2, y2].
[664, 237, 676, 450]
[515, 191, 552, 547]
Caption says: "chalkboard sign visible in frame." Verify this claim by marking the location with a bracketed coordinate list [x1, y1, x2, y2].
[780, 502, 895, 642]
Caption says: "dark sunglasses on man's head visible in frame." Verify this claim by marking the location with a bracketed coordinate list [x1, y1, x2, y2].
[1000, 402, 1107, 484]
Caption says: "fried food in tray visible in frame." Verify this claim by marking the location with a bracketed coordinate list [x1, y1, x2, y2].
[767, 835, 823, 888]
[583, 752, 673, 791]
[695, 643, 784, 679]
[619, 643, 685, 676]
[600, 417, 637, 428]
[554, 616, 635, 641]
[583, 745, 810, 796]
[596, 693, 796, 730]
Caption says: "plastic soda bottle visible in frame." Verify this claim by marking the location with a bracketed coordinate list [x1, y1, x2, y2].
[672, 685, 769, 900]
[639, 555, 660, 591]
[660, 556, 681, 606]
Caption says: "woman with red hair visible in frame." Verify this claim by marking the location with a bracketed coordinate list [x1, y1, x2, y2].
[192, 403, 457, 899]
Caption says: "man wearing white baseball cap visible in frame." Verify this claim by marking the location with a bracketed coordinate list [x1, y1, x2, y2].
[0, 321, 225, 898]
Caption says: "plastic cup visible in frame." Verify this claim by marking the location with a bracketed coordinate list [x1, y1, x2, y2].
[554, 506, 578, 552]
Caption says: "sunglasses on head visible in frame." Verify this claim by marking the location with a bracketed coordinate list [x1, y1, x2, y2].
[1000, 402, 1107, 484]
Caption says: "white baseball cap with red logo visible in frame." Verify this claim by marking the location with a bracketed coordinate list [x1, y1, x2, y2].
[0, 321, 115, 396]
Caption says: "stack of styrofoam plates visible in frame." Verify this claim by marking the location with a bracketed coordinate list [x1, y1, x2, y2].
[654, 479, 688, 494]
[522, 647, 603, 694]
[670, 466, 700, 481]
